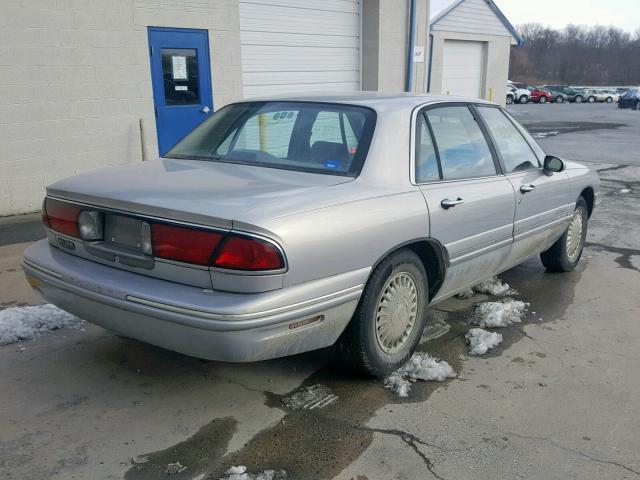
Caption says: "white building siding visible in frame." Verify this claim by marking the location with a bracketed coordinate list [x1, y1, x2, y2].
[239, 0, 361, 97]
[432, 0, 513, 41]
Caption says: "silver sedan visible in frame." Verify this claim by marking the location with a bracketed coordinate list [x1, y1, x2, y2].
[22, 94, 600, 376]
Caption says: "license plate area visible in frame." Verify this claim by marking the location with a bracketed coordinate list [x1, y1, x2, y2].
[104, 214, 144, 253]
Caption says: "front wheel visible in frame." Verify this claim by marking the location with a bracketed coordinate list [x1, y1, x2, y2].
[588, 96, 596, 103]
[539, 96, 548, 104]
[506, 95, 514, 105]
[555, 96, 565, 103]
[575, 95, 584, 103]
[519, 95, 529, 104]
[338, 249, 428, 377]
[606, 97, 613, 103]
[540, 197, 588, 272]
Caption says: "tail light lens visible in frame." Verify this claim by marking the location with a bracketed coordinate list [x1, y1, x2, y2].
[152, 223, 223, 266]
[213, 235, 284, 271]
[43, 198, 81, 238]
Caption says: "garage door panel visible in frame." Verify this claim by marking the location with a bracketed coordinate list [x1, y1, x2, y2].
[240, 0, 361, 98]
[442, 40, 484, 99]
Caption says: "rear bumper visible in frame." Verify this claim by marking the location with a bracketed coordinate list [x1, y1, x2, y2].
[22, 240, 365, 361]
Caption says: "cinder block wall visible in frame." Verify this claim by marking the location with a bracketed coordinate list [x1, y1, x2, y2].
[0, 0, 243, 216]
[362, 0, 430, 93]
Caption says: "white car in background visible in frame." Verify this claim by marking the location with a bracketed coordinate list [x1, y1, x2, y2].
[507, 82, 530, 104]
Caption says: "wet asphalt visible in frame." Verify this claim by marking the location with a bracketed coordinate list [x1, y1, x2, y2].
[1, 102, 639, 479]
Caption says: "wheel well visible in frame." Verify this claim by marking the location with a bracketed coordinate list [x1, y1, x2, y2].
[580, 187, 595, 217]
[403, 240, 447, 301]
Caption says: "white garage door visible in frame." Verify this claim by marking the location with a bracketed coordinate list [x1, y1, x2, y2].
[441, 40, 485, 99]
[239, 0, 361, 98]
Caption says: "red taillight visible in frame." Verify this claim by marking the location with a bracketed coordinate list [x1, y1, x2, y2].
[44, 198, 80, 237]
[213, 235, 284, 271]
[151, 223, 223, 266]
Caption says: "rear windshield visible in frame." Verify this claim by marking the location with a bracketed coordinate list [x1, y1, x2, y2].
[166, 101, 377, 177]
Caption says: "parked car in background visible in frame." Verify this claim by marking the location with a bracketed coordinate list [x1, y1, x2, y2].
[506, 86, 516, 105]
[543, 86, 585, 103]
[507, 82, 530, 103]
[583, 89, 617, 103]
[528, 86, 553, 104]
[598, 90, 619, 102]
[22, 94, 601, 376]
[618, 88, 640, 109]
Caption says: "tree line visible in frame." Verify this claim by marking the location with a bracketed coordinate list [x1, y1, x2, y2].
[509, 23, 640, 86]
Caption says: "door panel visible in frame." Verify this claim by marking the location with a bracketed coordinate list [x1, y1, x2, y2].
[421, 177, 516, 299]
[148, 27, 214, 156]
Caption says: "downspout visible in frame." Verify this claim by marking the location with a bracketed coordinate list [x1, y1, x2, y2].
[405, 0, 417, 92]
[427, 33, 434, 92]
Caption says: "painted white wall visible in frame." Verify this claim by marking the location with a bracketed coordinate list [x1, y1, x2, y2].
[0, 0, 243, 217]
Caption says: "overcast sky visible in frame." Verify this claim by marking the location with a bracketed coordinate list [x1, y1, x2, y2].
[495, 0, 640, 33]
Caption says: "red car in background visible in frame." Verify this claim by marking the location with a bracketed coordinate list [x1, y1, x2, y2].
[529, 87, 553, 104]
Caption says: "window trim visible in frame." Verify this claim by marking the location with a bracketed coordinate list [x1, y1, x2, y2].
[472, 104, 543, 174]
[410, 101, 503, 185]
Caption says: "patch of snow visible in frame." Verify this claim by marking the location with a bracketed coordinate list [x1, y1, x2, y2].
[166, 461, 187, 475]
[220, 467, 287, 480]
[282, 384, 337, 410]
[384, 353, 456, 397]
[620, 188, 631, 193]
[0, 304, 82, 346]
[455, 288, 475, 299]
[465, 328, 503, 355]
[472, 298, 529, 328]
[472, 276, 514, 296]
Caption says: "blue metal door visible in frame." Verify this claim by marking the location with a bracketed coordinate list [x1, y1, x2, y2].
[148, 27, 214, 156]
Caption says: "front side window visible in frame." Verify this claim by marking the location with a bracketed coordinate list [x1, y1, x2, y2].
[477, 107, 541, 173]
[425, 106, 496, 181]
[167, 102, 376, 176]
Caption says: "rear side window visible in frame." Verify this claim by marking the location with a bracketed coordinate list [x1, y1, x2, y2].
[477, 107, 541, 173]
[167, 101, 376, 177]
[425, 106, 496, 181]
[416, 115, 440, 182]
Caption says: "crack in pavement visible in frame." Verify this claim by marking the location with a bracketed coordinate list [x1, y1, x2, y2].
[503, 431, 640, 477]
[363, 426, 447, 480]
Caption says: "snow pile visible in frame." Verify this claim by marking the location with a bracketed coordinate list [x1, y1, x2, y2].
[455, 288, 475, 299]
[472, 298, 529, 328]
[0, 304, 82, 346]
[165, 461, 187, 475]
[384, 353, 456, 397]
[465, 328, 503, 355]
[472, 276, 514, 296]
[282, 384, 337, 410]
[221, 466, 287, 480]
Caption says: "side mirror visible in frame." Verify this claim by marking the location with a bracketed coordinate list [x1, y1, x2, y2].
[543, 155, 565, 174]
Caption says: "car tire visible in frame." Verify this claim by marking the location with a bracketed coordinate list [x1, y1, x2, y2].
[555, 96, 564, 103]
[606, 97, 613, 103]
[338, 249, 428, 377]
[540, 96, 547, 104]
[588, 96, 596, 103]
[540, 197, 588, 272]
[575, 95, 583, 103]
[506, 95, 514, 105]
[634, 101, 640, 111]
[519, 95, 529, 104]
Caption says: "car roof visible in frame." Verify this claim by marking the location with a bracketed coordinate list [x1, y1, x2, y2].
[233, 92, 498, 111]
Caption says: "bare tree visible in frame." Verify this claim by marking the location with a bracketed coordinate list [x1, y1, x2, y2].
[510, 23, 640, 85]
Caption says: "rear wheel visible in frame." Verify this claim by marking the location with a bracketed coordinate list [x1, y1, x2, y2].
[339, 249, 428, 377]
[519, 95, 529, 104]
[634, 101, 640, 111]
[540, 197, 588, 272]
[606, 97, 613, 103]
[555, 96, 565, 103]
[539, 96, 548, 104]
[575, 95, 584, 103]
[506, 95, 514, 105]
[588, 96, 596, 103]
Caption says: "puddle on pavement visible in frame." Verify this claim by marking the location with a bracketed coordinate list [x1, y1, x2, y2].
[125, 257, 583, 480]
[521, 121, 624, 139]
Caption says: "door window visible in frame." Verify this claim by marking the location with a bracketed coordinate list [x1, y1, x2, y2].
[477, 107, 541, 173]
[415, 114, 440, 183]
[161, 48, 200, 105]
[426, 106, 496, 180]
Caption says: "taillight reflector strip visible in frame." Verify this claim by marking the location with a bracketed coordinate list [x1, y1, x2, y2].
[152, 223, 223, 266]
[213, 235, 285, 271]
[44, 198, 81, 238]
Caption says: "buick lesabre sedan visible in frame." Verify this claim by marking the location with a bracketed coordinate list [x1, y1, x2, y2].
[23, 94, 600, 376]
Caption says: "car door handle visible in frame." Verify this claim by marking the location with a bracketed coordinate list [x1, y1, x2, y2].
[441, 197, 464, 209]
[520, 184, 536, 193]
